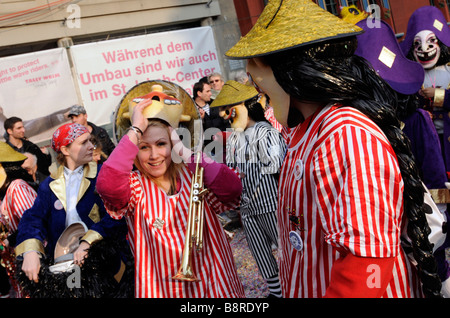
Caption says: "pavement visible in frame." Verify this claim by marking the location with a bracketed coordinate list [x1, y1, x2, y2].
[222, 213, 271, 298]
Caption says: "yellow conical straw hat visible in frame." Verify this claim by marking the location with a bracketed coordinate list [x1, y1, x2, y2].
[226, 0, 363, 59]
[0, 142, 27, 188]
[0, 141, 27, 163]
[210, 80, 259, 108]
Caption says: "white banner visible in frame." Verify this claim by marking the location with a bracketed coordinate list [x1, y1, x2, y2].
[0, 48, 78, 144]
[70, 26, 221, 126]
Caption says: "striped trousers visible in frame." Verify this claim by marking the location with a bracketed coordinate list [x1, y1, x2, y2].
[241, 210, 279, 279]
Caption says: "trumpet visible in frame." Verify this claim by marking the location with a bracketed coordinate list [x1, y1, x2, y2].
[173, 151, 208, 282]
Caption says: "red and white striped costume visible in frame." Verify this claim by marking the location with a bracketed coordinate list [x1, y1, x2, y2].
[1, 179, 37, 232]
[265, 105, 283, 133]
[1, 179, 36, 298]
[98, 136, 245, 298]
[277, 104, 422, 298]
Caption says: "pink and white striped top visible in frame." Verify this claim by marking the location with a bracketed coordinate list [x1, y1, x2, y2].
[265, 106, 283, 132]
[277, 104, 422, 298]
[1, 179, 37, 232]
[104, 164, 245, 298]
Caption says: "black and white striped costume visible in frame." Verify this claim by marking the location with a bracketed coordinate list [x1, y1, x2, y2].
[226, 121, 286, 295]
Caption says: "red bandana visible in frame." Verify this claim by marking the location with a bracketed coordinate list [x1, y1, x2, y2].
[51, 123, 89, 153]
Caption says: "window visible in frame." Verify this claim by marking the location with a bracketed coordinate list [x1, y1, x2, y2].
[324, 0, 339, 15]
[316, 0, 366, 15]
[346, 0, 363, 10]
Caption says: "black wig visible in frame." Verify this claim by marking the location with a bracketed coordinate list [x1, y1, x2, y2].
[244, 95, 270, 123]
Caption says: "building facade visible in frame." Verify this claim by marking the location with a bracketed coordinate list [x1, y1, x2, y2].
[0, 0, 247, 145]
[312, 0, 447, 38]
[233, 0, 448, 40]
[0, 0, 245, 78]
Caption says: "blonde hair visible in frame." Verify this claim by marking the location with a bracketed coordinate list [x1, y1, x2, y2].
[134, 119, 183, 194]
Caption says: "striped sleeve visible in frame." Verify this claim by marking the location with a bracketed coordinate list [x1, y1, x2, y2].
[206, 191, 239, 215]
[264, 106, 283, 132]
[312, 124, 403, 258]
[257, 127, 286, 175]
[3, 180, 37, 232]
[103, 171, 142, 220]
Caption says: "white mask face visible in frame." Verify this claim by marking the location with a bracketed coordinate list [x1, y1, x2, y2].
[246, 58, 290, 127]
[413, 30, 441, 69]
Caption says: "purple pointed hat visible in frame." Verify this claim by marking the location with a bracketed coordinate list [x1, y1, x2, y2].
[400, 6, 450, 56]
[354, 20, 424, 95]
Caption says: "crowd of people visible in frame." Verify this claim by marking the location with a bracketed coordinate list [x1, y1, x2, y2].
[1, 0, 450, 299]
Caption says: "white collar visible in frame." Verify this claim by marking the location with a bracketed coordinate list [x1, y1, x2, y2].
[63, 165, 84, 179]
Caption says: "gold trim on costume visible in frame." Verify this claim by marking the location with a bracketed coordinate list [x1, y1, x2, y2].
[88, 204, 101, 223]
[429, 188, 450, 204]
[49, 162, 98, 212]
[81, 229, 103, 245]
[78, 177, 91, 203]
[15, 238, 44, 256]
[49, 165, 67, 211]
[434, 88, 445, 107]
[78, 162, 97, 202]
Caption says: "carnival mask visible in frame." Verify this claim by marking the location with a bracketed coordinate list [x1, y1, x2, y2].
[339, 5, 369, 25]
[127, 84, 191, 128]
[247, 58, 290, 127]
[413, 30, 441, 69]
[219, 104, 248, 131]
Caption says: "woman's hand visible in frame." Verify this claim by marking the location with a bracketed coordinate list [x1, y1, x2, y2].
[22, 251, 41, 283]
[132, 98, 152, 131]
[127, 99, 152, 144]
[73, 241, 90, 267]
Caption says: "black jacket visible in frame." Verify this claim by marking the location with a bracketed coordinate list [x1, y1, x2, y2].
[202, 107, 230, 132]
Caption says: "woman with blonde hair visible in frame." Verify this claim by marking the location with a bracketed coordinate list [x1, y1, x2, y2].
[96, 92, 245, 298]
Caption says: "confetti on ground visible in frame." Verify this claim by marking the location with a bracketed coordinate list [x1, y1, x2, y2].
[229, 227, 270, 298]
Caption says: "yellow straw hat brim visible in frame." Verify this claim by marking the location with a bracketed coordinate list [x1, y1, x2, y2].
[210, 80, 259, 108]
[226, 0, 363, 59]
[0, 142, 27, 163]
